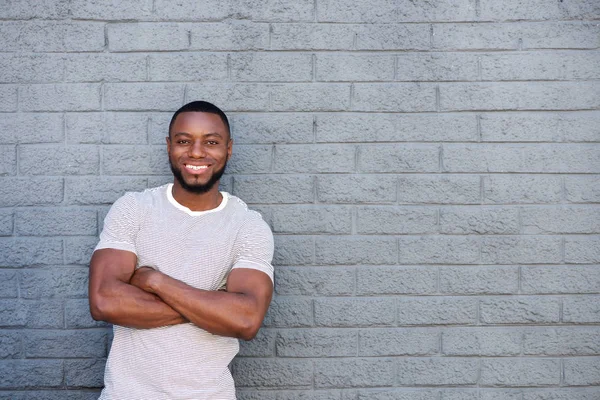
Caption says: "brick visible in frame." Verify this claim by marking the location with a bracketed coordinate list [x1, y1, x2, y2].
[398, 0, 476, 21]
[357, 266, 437, 295]
[440, 82, 600, 111]
[343, 389, 439, 400]
[440, 207, 519, 235]
[65, 299, 107, 328]
[0, 113, 63, 144]
[522, 265, 600, 294]
[397, 358, 479, 386]
[0, 54, 64, 83]
[0, 238, 63, 267]
[523, 206, 600, 234]
[480, 112, 600, 142]
[564, 358, 600, 386]
[276, 329, 356, 357]
[0, 146, 16, 176]
[0, 360, 63, 388]
[24, 330, 106, 358]
[20, 267, 89, 299]
[271, 83, 350, 112]
[353, 83, 436, 112]
[0, 271, 17, 298]
[0, 0, 69, 19]
[233, 358, 313, 387]
[64, 53, 147, 83]
[231, 114, 313, 144]
[96, 112, 150, 144]
[442, 327, 521, 356]
[147, 112, 171, 144]
[480, 297, 560, 324]
[20, 84, 101, 112]
[66, 177, 148, 205]
[105, 83, 184, 111]
[317, 0, 396, 22]
[103, 146, 169, 175]
[440, 265, 519, 294]
[481, 359, 560, 387]
[0, 391, 99, 400]
[315, 236, 397, 265]
[359, 144, 439, 173]
[238, 390, 341, 400]
[480, 0, 600, 20]
[238, 328, 276, 357]
[357, 207, 437, 235]
[315, 358, 395, 388]
[69, 0, 153, 19]
[0, 86, 17, 112]
[359, 328, 438, 356]
[108, 23, 189, 51]
[317, 175, 397, 204]
[315, 298, 395, 327]
[234, 0, 315, 22]
[0, 210, 12, 236]
[231, 53, 312, 82]
[263, 297, 313, 327]
[565, 237, 600, 263]
[483, 175, 562, 204]
[271, 205, 352, 234]
[276, 266, 354, 296]
[20, 145, 99, 175]
[65, 237, 99, 265]
[566, 176, 600, 203]
[0, 178, 63, 207]
[433, 22, 600, 50]
[485, 235, 558, 264]
[523, 327, 600, 355]
[481, 52, 600, 81]
[65, 112, 104, 144]
[275, 144, 355, 173]
[149, 53, 228, 82]
[522, 389, 600, 400]
[398, 236, 480, 264]
[317, 54, 395, 82]
[0, 21, 104, 52]
[0, 331, 20, 358]
[356, 24, 431, 50]
[444, 144, 600, 173]
[398, 297, 478, 325]
[317, 113, 477, 143]
[563, 296, 600, 323]
[398, 175, 481, 204]
[234, 176, 314, 204]
[16, 209, 96, 236]
[64, 359, 106, 388]
[186, 83, 270, 111]
[271, 23, 355, 50]
[396, 53, 479, 81]
[0, 300, 63, 328]
[226, 145, 272, 174]
[190, 21, 269, 50]
[273, 236, 314, 265]
[153, 0, 229, 20]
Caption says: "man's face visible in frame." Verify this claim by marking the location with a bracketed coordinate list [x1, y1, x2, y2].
[167, 112, 232, 194]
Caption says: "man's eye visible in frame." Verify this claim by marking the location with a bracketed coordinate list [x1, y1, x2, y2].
[177, 140, 190, 144]
[207, 141, 218, 145]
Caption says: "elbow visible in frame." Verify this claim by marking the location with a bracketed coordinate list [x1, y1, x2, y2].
[89, 296, 112, 322]
[237, 318, 262, 341]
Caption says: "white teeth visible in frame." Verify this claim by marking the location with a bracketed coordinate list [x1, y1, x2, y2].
[186, 165, 208, 170]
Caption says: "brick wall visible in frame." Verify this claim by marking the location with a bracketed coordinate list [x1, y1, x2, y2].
[0, 0, 599, 398]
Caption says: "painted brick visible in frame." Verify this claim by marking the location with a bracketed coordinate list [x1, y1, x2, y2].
[64, 237, 99, 265]
[103, 146, 169, 175]
[564, 357, 600, 386]
[396, 53, 479, 81]
[0, 391, 99, 400]
[232, 358, 313, 387]
[238, 390, 341, 400]
[440, 207, 519, 235]
[270, 23, 355, 50]
[64, 54, 147, 83]
[262, 297, 313, 327]
[230, 114, 313, 144]
[0, 0, 69, 19]
[523, 389, 600, 400]
[315, 236, 397, 265]
[398, 236, 480, 264]
[440, 82, 600, 111]
[0, 21, 104, 52]
[0, 146, 16, 176]
[397, 297, 478, 325]
[398, 175, 481, 205]
[186, 83, 270, 111]
[20, 267, 89, 299]
[522, 265, 600, 294]
[271, 205, 351, 234]
[147, 112, 171, 144]
[566, 176, 600, 203]
[153, 0, 229, 20]
[65, 299, 107, 328]
[359, 144, 439, 173]
[483, 175, 562, 204]
[190, 21, 269, 51]
[234, 175, 314, 204]
[0, 86, 17, 112]
[271, 83, 350, 112]
[357, 207, 437, 235]
[226, 145, 272, 174]
[65, 112, 104, 144]
[23, 330, 107, 358]
[16, 209, 96, 236]
[0, 178, 63, 207]
[231, 53, 312, 82]
[234, 0, 315, 22]
[276, 267, 354, 296]
[399, 0, 476, 21]
[0, 331, 20, 358]
[0, 271, 17, 298]
[0, 210, 12, 236]
[353, 83, 436, 112]
[0, 113, 63, 144]
[20, 84, 101, 112]
[480, 112, 600, 142]
[0, 360, 63, 388]
[0, 54, 64, 83]
[273, 236, 314, 265]
[479, 0, 600, 21]
[480, 297, 560, 324]
[149, 53, 228, 82]
[342, 389, 439, 400]
[314, 298, 396, 327]
[397, 358, 479, 386]
[64, 359, 106, 388]
[276, 329, 356, 357]
[0, 238, 63, 267]
[69, 0, 153, 19]
[480, 359, 560, 387]
[108, 23, 189, 51]
[0, 299, 63, 328]
[563, 296, 600, 323]
[20, 145, 99, 176]
[442, 327, 521, 356]
[317, 54, 395, 82]
[318, 175, 397, 204]
[317, 0, 396, 23]
[440, 265, 519, 294]
[238, 328, 276, 357]
[65, 177, 148, 205]
[355, 24, 430, 50]
[359, 328, 439, 356]
[357, 266, 437, 295]
[315, 358, 396, 388]
[105, 83, 184, 111]
[522, 206, 600, 234]
[275, 144, 354, 173]
[523, 327, 600, 355]
[565, 237, 600, 263]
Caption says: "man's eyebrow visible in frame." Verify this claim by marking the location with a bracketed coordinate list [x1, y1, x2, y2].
[173, 132, 224, 138]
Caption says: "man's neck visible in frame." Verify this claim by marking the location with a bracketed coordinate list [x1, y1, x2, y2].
[171, 182, 223, 212]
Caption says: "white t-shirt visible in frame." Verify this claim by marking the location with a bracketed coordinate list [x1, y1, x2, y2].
[95, 184, 274, 400]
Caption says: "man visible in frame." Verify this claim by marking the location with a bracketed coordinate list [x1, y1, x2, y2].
[89, 101, 274, 399]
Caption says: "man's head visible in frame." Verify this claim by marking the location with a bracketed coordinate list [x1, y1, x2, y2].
[167, 101, 232, 195]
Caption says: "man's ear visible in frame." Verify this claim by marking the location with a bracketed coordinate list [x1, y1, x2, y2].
[226, 138, 233, 161]
[166, 136, 171, 152]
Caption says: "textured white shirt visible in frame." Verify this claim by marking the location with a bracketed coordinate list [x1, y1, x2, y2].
[94, 184, 274, 400]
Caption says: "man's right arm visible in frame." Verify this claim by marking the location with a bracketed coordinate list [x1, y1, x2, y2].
[89, 248, 186, 329]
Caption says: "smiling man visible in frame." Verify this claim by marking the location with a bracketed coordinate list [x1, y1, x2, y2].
[88, 101, 274, 399]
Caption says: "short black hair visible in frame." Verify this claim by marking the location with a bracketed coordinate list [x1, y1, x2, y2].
[168, 101, 230, 138]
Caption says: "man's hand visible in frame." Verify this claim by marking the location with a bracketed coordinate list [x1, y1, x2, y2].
[130, 266, 160, 293]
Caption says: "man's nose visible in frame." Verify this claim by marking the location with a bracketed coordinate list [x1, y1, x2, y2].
[189, 140, 206, 158]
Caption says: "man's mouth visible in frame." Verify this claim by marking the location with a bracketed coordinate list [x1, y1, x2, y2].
[184, 164, 210, 173]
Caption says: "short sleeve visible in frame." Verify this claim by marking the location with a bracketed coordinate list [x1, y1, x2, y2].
[232, 214, 274, 284]
[95, 192, 140, 255]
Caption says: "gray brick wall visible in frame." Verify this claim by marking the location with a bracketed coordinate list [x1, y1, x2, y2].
[0, 0, 598, 398]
